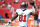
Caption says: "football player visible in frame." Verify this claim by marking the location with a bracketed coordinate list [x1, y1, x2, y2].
[29, 0, 38, 27]
[38, 5, 40, 27]
[5, 1, 36, 27]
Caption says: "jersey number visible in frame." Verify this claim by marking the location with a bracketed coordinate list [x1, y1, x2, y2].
[19, 15, 26, 22]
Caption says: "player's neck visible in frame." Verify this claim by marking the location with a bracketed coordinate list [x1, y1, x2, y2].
[22, 9, 26, 11]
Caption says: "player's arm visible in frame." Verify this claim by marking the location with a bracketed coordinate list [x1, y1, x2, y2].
[30, 12, 35, 16]
[11, 12, 18, 21]
[34, 6, 38, 14]
[5, 12, 18, 25]
[30, 7, 38, 16]
[9, 12, 18, 23]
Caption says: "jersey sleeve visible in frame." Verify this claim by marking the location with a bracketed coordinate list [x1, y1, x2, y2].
[30, 9, 35, 12]
[16, 9, 19, 14]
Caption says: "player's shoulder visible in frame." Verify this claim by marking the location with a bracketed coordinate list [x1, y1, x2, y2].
[26, 9, 33, 12]
[16, 9, 21, 11]
[29, 9, 34, 10]
[16, 9, 21, 12]
[16, 9, 21, 10]
[26, 9, 32, 11]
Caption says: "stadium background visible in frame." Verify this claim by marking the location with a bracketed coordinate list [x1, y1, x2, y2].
[0, 0, 40, 27]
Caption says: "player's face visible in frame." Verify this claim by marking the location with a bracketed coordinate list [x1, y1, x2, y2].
[21, 2, 28, 11]
[21, 5, 26, 10]
[21, 7, 26, 11]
